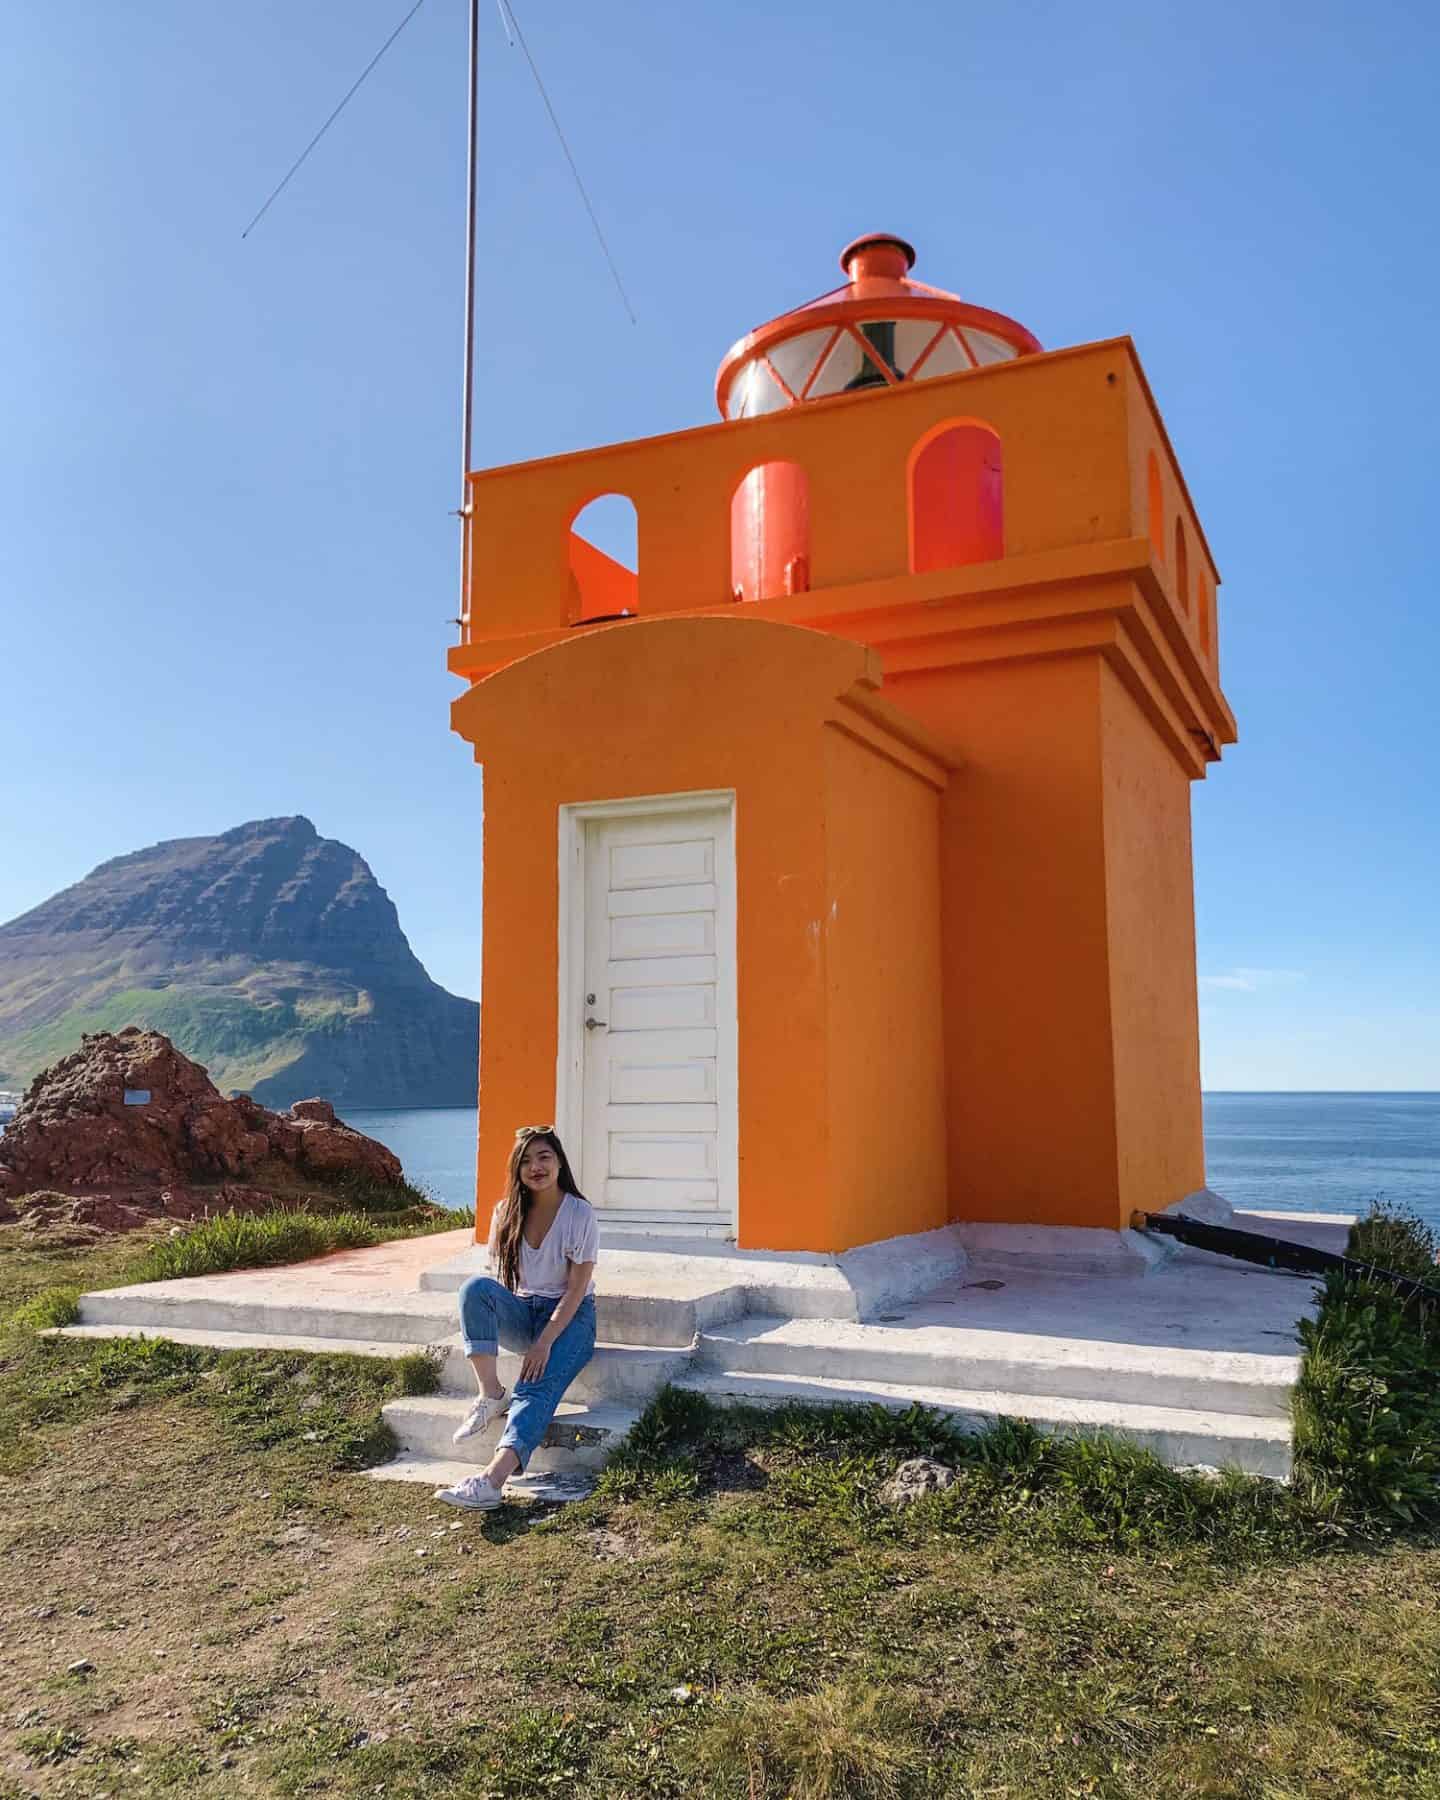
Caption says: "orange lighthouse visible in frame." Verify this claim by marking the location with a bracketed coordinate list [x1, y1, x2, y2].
[450, 234, 1235, 1256]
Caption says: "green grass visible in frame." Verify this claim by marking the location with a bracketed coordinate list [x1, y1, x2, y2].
[601, 1387, 1337, 1562]
[0, 1304, 439, 1483]
[5, 1285, 81, 1331]
[1292, 1203, 1440, 1527]
[1350, 1202, 1440, 1283]
[114, 1202, 473, 1285]
[118, 1208, 391, 1282]
[1, 1209, 1438, 1796]
[3, 1191, 471, 1330]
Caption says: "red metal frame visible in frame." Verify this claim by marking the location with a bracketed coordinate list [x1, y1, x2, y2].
[719, 295, 1038, 415]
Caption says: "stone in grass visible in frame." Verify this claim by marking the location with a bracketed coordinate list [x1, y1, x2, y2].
[506, 1471, 596, 1505]
[878, 1457, 959, 1508]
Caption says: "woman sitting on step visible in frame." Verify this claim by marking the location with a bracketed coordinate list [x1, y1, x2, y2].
[435, 1126, 598, 1511]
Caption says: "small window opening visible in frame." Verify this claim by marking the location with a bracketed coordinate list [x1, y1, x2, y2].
[568, 494, 638, 623]
[1199, 576, 1215, 660]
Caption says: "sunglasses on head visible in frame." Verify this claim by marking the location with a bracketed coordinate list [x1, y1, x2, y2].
[515, 1126, 556, 1139]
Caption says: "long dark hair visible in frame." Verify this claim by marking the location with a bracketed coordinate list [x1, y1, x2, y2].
[493, 1127, 585, 1292]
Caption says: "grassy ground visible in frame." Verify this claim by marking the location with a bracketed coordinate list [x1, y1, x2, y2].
[2, 1232, 1438, 1798]
[8, 1164, 473, 1317]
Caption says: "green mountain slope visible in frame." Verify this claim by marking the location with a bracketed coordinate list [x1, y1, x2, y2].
[0, 818, 478, 1108]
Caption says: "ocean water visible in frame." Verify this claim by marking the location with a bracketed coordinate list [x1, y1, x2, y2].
[1202, 1093, 1440, 1234]
[346, 1095, 1440, 1236]
[345, 1106, 479, 1213]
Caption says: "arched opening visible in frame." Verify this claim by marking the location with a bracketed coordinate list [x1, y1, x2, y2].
[908, 422, 1003, 574]
[568, 494, 638, 623]
[1174, 518, 1190, 614]
[1199, 576, 1214, 660]
[730, 462, 809, 602]
[1147, 452, 1165, 562]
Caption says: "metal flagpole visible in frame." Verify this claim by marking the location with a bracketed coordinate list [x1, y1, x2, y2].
[459, 0, 480, 626]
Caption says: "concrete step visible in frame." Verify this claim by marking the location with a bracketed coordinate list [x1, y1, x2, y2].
[77, 1286, 457, 1346]
[54, 1323, 445, 1362]
[675, 1369, 1293, 1480]
[365, 1454, 491, 1489]
[695, 1315, 1297, 1420]
[383, 1395, 638, 1472]
[418, 1280, 728, 1349]
[55, 1322, 690, 1406]
[496, 1339, 691, 1404]
[418, 1245, 875, 1333]
[599, 1220, 736, 1241]
[75, 1273, 718, 1356]
[362, 1456, 598, 1500]
[488, 1343, 691, 1406]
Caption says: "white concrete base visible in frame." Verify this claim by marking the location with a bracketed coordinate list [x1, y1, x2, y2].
[1162, 1187, 1237, 1227]
[677, 1370, 1294, 1480]
[953, 1222, 1171, 1276]
[55, 1208, 1360, 1483]
[422, 1222, 971, 1324]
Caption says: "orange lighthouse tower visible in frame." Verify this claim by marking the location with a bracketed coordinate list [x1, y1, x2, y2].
[450, 234, 1235, 1256]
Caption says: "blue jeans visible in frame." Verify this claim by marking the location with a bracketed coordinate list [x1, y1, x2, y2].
[457, 1276, 597, 1471]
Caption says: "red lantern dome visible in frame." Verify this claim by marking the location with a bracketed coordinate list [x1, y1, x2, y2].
[721, 235, 1037, 603]
[716, 233, 1041, 420]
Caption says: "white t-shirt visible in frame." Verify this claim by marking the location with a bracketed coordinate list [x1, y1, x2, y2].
[489, 1192, 599, 1299]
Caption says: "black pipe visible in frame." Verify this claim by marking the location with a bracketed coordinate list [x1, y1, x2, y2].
[1131, 1211, 1440, 1311]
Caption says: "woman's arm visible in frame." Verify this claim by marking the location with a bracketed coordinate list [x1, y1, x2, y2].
[518, 1258, 595, 1383]
[484, 1200, 504, 1273]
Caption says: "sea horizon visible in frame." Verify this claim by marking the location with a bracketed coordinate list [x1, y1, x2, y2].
[344, 1092, 1440, 1236]
[5, 1092, 1436, 1236]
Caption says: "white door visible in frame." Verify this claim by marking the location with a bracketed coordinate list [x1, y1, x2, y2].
[577, 804, 736, 1228]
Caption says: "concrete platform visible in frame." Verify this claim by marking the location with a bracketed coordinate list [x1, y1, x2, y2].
[419, 1220, 974, 1323]
[55, 1209, 1355, 1483]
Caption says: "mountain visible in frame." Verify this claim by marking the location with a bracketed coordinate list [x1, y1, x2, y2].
[0, 817, 479, 1108]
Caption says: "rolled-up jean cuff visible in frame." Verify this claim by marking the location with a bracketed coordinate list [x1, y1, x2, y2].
[462, 1337, 498, 1356]
[496, 1424, 530, 1470]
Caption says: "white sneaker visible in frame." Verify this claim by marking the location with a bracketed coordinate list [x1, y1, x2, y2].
[452, 1389, 509, 1444]
[434, 1473, 505, 1511]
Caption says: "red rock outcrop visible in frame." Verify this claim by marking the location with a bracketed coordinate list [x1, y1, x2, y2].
[0, 1027, 402, 1205]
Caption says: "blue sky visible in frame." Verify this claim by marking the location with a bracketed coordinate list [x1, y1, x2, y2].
[3, 0, 1438, 1089]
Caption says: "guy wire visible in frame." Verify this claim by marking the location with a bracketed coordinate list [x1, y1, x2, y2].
[242, 0, 429, 239]
[497, 0, 637, 324]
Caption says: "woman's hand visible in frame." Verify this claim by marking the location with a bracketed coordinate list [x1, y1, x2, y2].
[519, 1332, 554, 1384]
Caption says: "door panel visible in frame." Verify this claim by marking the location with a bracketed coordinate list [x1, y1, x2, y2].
[609, 984, 715, 1032]
[604, 1102, 719, 1133]
[609, 837, 714, 888]
[609, 911, 716, 958]
[606, 954, 718, 990]
[609, 882, 716, 918]
[603, 1177, 722, 1210]
[608, 1059, 717, 1105]
[609, 1132, 717, 1179]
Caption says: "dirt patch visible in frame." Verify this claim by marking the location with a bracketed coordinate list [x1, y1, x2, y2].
[705, 1450, 770, 1494]
[586, 1527, 651, 1563]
